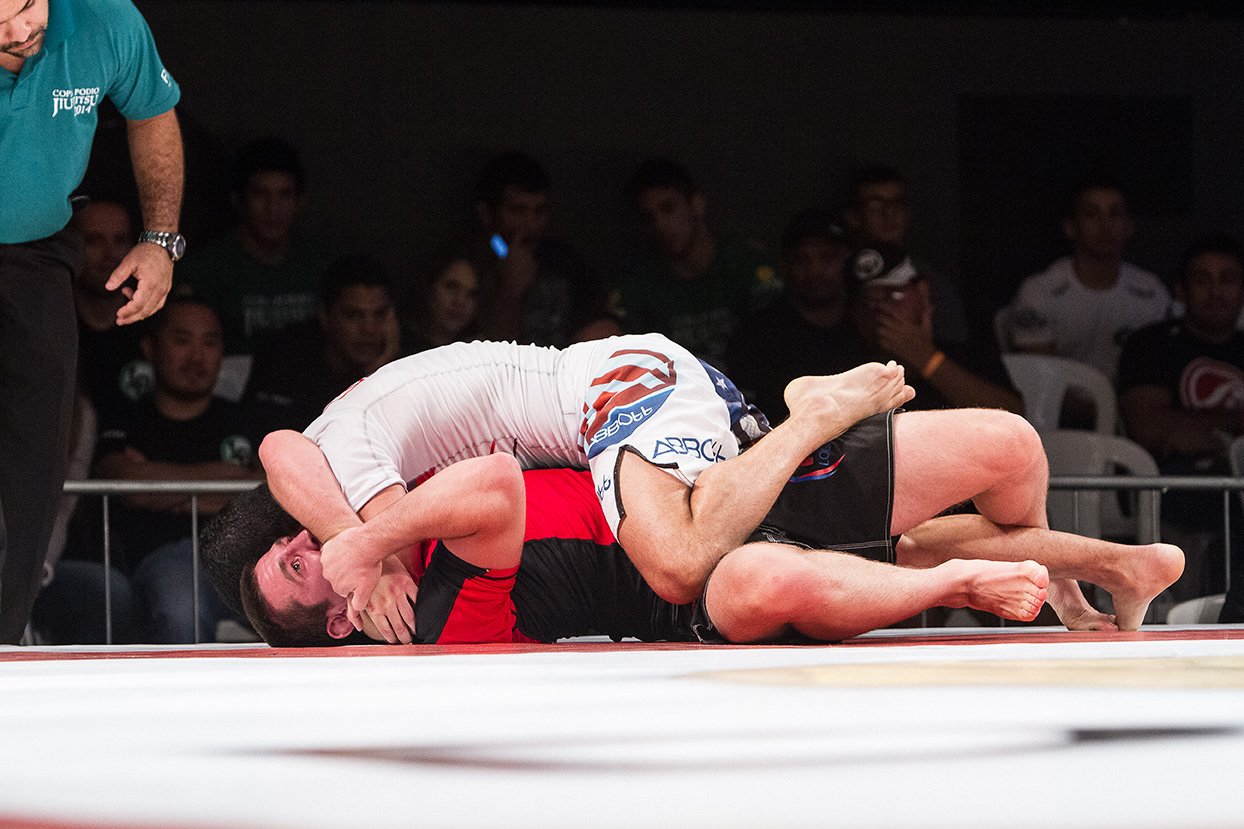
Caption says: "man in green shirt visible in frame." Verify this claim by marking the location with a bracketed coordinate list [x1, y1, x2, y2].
[620, 157, 779, 372]
[177, 137, 331, 361]
[0, 0, 183, 643]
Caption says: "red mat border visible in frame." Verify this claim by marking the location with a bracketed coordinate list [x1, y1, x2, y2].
[4, 627, 1243, 662]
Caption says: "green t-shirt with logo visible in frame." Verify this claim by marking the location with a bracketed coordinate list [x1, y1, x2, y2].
[0, 0, 179, 243]
[620, 231, 780, 369]
[175, 232, 331, 355]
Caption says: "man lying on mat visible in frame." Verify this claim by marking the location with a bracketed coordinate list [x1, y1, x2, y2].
[212, 408, 1183, 647]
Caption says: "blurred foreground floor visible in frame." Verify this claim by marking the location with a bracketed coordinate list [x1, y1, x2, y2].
[2, 626, 1244, 829]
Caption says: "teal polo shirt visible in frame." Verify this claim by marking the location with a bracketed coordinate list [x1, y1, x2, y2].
[0, 0, 179, 243]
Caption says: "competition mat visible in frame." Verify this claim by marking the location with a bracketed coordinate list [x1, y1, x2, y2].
[3, 626, 1243, 828]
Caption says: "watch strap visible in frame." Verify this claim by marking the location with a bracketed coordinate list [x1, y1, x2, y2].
[139, 230, 185, 261]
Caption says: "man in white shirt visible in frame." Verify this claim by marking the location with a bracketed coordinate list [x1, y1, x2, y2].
[1002, 178, 1170, 380]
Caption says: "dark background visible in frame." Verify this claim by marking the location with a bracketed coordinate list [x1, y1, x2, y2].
[96, 1, 1244, 340]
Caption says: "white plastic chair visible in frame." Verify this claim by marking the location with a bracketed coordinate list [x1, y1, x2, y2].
[1166, 593, 1226, 624]
[1041, 429, 1160, 543]
[1002, 353, 1118, 435]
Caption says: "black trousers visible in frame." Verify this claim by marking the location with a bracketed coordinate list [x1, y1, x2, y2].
[0, 230, 80, 643]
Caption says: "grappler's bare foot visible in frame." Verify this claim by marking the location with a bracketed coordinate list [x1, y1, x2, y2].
[784, 362, 915, 439]
[1104, 543, 1185, 631]
[1047, 578, 1118, 631]
[942, 559, 1049, 622]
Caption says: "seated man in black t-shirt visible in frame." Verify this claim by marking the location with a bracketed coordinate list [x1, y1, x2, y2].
[37, 298, 263, 643]
[1118, 234, 1244, 614]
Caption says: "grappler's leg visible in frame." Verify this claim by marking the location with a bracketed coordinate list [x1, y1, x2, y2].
[615, 363, 913, 604]
[890, 410, 1179, 629]
[703, 541, 1049, 643]
[896, 514, 1183, 631]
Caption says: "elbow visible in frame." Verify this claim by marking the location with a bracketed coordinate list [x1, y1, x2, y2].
[642, 563, 707, 606]
[258, 430, 299, 470]
[469, 454, 526, 516]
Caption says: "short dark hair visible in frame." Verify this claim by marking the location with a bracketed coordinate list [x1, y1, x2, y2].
[1065, 173, 1128, 218]
[849, 163, 905, 205]
[1179, 234, 1244, 284]
[147, 296, 221, 337]
[475, 151, 549, 208]
[201, 483, 301, 614]
[630, 157, 698, 203]
[68, 196, 137, 232]
[780, 209, 847, 258]
[231, 136, 305, 196]
[320, 254, 394, 310]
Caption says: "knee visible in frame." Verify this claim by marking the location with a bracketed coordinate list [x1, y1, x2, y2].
[979, 411, 1046, 478]
[706, 544, 810, 639]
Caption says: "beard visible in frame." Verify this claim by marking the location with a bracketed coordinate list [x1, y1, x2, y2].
[1, 26, 46, 59]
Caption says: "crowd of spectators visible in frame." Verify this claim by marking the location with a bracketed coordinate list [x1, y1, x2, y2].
[30, 138, 1244, 643]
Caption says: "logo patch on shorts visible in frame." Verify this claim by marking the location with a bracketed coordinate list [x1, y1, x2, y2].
[581, 349, 677, 459]
[789, 445, 844, 483]
[653, 436, 726, 463]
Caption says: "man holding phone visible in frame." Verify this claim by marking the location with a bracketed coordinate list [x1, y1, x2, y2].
[472, 151, 621, 347]
[846, 242, 1023, 414]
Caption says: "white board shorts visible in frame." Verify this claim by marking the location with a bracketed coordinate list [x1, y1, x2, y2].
[574, 334, 770, 533]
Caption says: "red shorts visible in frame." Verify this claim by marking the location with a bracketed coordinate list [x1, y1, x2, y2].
[414, 541, 541, 644]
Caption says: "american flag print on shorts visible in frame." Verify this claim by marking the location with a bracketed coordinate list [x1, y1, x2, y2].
[580, 348, 677, 459]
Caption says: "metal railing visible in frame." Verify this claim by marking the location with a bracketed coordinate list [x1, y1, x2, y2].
[61, 479, 260, 644]
[1048, 474, 1242, 592]
[57, 474, 1244, 643]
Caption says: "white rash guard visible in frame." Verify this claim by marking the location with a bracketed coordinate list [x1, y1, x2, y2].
[304, 334, 767, 533]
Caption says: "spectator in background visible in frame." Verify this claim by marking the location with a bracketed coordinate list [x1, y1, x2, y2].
[725, 210, 856, 422]
[176, 137, 331, 374]
[620, 157, 779, 370]
[847, 242, 1023, 414]
[843, 163, 970, 345]
[244, 255, 402, 441]
[71, 199, 154, 425]
[1118, 235, 1244, 608]
[403, 243, 481, 354]
[1001, 176, 1170, 380]
[473, 151, 621, 347]
[54, 298, 262, 643]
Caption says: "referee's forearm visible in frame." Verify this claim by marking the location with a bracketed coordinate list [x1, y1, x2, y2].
[126, 108, 184, 232]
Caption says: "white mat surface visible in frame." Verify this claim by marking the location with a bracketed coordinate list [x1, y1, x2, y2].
[2, 628, 1243, 828]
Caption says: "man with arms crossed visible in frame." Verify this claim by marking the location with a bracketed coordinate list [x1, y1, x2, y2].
[222, 407, 1182, 647]
[1, 0, 183, 642]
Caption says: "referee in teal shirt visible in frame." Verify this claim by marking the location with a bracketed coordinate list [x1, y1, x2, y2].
[0, 0, 184, 643]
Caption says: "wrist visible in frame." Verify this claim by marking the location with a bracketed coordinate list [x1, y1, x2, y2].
[921, 350, 947, 379]
[138, 230, 186, 261]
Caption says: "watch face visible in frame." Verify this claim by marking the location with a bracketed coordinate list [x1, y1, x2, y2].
[169, 234, 186, 260]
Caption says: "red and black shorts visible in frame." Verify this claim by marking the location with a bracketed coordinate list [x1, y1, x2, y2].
[413, 541, 537, 644]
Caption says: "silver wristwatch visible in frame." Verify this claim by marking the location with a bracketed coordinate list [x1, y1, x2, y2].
[138, 230, 187, 262]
